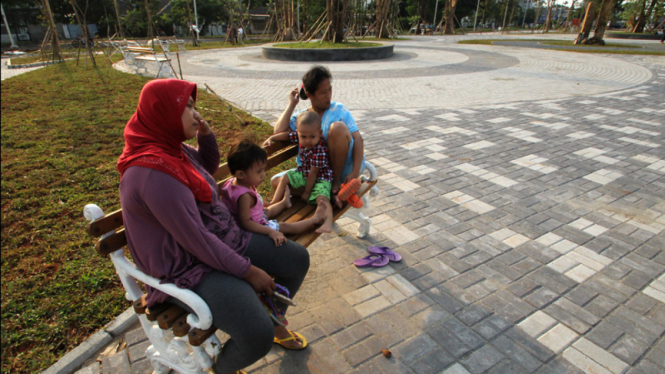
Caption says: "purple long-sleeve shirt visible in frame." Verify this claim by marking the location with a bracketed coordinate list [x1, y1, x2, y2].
[119, 133, 252, 306]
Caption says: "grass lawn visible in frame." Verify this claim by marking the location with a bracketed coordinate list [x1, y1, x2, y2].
[539, 40, 640, 48]
[1, 56, 288, 373]
[170, 37, 273, 51]
[273, 41, 383, 48]
[458, 39, 665, 55]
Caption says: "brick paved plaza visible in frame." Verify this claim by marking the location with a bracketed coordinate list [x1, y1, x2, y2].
[65, 34, 665, 374]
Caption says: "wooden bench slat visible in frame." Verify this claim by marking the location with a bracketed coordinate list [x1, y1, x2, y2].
[95, 229, 127, 255]
[188, 326, 218, 346]
[284, 204, 316, 223]
[290, 180, 377, 247]
[146, 302, 173, 322]
[86, 209, 123, 236]
[133, 294, 148, 315]
[173, 314, 190, 337]
[274, 200, 308, 223]
[158, 305, 188, 330]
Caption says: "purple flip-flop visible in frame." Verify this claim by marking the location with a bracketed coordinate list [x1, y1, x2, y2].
[354, 254, 389, 268]
[368, 246, 402, 262]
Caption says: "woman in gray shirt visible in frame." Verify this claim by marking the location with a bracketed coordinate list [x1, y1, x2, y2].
[117, 79, 309, 374]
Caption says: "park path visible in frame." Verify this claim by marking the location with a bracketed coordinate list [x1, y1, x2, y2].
[47, 34, 665, 374]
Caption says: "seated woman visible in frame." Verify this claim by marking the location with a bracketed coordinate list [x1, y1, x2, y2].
[269, 65, 365, 200]
[117, 79, 309, 374]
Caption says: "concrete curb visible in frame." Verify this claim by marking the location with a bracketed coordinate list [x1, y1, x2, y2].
[42, 308, 138, 374]
[7, 59, 63, 69]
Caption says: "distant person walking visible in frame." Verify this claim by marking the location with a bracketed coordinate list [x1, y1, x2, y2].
[238, 26, 244, 45]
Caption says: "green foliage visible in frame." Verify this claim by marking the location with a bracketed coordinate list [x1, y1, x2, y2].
[1, 57, 276, 374]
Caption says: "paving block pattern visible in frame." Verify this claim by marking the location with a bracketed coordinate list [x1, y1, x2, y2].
[63, 40, 665, 374]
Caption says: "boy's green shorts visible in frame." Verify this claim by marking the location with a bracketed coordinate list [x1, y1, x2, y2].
[286, 170, 331, 204]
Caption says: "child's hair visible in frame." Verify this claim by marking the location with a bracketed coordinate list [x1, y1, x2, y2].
[227, 139, 267, 175]
[299, 66, 332, 100]
[296, 111, 322, 130]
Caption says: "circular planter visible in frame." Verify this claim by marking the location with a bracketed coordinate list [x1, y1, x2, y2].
[607, 32, 661, 40]
[262, 42, 394, 61]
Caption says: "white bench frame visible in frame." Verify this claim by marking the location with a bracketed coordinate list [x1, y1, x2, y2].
[82, 161, 379, 373]
[84, 205, 221, 374]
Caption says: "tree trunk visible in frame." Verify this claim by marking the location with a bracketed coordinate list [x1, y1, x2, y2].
[113, 0, 124, 38]
[376, 0, 390, 38]
[501, 0, 510, 32]
[325, 0, 346, 42]
[544, 0, 554, 32]
[444, 0, 458, 34]
[633, 0, 657, 33]
[41, 0, 63, 61]
[574, 1, 595, 43]
[186, 0, 198, 46]
[70, 0, 96, 67]
[144, 0, 153, 39]
[564, 0, 576, 32]
[588, 0, 614, 44]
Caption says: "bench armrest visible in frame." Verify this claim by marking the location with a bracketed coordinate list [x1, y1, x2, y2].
[84, 204, 213, 331]
[362, 160, 378, 183]
[109, 251, 213, 331]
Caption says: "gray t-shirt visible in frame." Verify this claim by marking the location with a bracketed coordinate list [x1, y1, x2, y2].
[119, 133, 252, 306]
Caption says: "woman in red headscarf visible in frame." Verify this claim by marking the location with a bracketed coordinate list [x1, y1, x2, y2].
[118, 79, 309, 374]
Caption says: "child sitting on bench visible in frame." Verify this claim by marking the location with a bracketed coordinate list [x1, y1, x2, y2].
[265, 111, 335, 233]
[221, 139, 327, 246]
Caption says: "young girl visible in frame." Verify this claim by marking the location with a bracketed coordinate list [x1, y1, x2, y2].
[221, 140, 326, 246]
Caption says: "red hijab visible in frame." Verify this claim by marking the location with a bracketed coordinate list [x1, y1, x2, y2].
[117, 79, 212, 203]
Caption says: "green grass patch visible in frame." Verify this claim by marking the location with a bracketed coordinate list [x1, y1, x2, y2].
[169, 38, 272, 51]
[1, 56, 286, 373]
[540, 40, 640, 48]
[273, 41, 383, 48]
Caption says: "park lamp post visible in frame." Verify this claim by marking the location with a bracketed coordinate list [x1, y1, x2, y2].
[1, 4, 19, 50]
[473, 0, 481, 31]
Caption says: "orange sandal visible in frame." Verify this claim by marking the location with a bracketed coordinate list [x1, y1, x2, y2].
[338, 179, 361, 201]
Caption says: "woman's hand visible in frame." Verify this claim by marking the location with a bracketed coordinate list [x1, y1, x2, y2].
[269, 230, 286, 246]
[243, 265, 276, 296]
[343, 172, 360, 185]
[194, 111, 212, 136]
[288, 87, 300, 106]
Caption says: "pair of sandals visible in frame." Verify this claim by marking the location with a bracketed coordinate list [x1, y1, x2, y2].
[354, 246, 402, 267]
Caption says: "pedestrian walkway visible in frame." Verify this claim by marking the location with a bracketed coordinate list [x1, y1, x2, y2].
[1, 57, 44, 80]
[66, 34, 663, 374]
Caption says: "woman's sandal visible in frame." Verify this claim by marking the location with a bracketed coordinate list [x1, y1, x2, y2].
[273, 330, 308, 350]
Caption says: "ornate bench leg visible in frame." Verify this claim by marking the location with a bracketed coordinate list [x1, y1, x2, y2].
[344, 202, 372, 238]
[142, 317, 216, 374]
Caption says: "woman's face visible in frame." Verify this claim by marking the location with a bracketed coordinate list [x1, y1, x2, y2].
[181, 96, 199, 139]
[307, 78, 332, 111]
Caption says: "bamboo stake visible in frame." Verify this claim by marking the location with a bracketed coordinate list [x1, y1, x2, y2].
[300, 10, 326, 41]
[362, 20, 377, 38]
[305, 19, 329, 42]
[320, 20, 332, 43]
[176, 52, 183, 79]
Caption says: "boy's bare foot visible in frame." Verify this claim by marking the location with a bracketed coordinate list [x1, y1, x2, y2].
[283, 186, 292, 209]
[313, 199, 327, 223]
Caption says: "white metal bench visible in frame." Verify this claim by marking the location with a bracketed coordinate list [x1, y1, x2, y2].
[83, 141, 379, 374]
